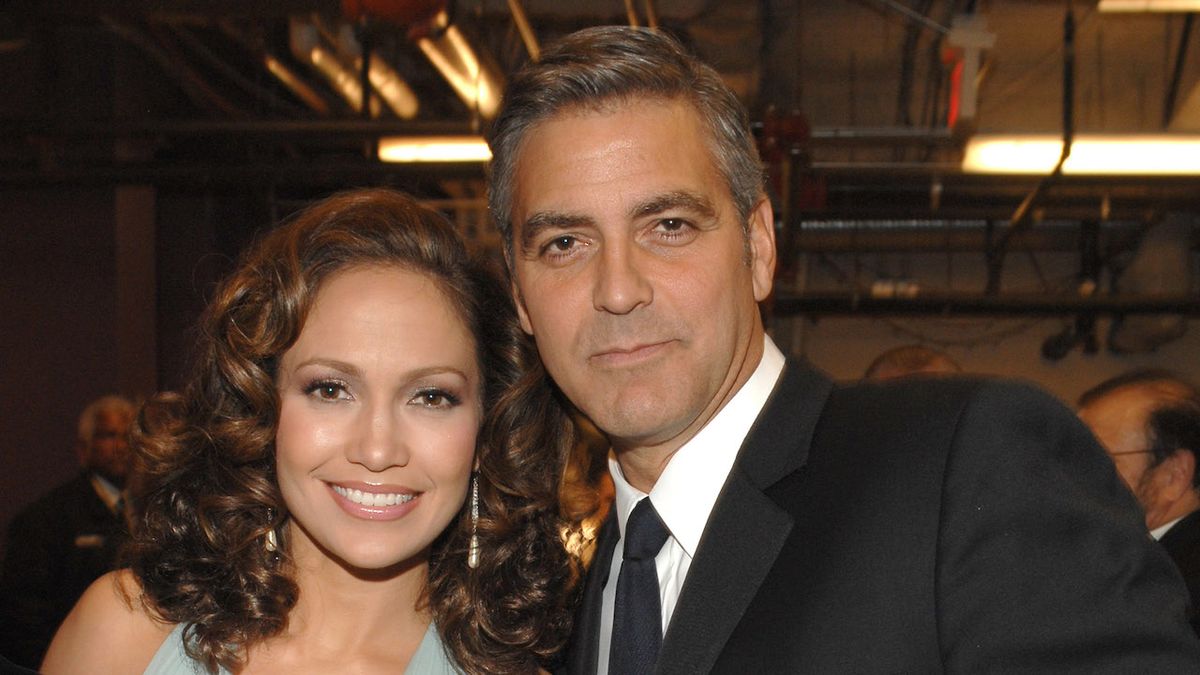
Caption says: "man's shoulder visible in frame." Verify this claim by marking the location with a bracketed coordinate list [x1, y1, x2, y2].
[9, 473, 103, 528]
[820, 374, 1072, 430]
[776, 374, 1085, 476]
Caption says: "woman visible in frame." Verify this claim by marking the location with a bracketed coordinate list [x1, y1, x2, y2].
[41, 189, 583, 674]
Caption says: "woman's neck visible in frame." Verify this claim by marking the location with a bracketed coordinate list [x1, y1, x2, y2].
[245, 534, 433, 672]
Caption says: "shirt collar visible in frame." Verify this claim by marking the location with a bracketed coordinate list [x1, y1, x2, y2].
[89, 472, 123, 513]
[1151, 515, 1186, 541]
[609, 335, 786, 556]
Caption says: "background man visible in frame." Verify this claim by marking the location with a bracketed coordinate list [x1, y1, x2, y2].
[0, 395, 134, 669]
[488, 26, 1200, 673]
[862, 344, 962, 381]
[1079, 370, 1200, 636]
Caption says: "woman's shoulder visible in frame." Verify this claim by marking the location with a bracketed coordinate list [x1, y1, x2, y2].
[41, 569, 174, 674]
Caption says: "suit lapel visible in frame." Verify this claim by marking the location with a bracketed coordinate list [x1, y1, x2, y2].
[564, 508, 619, 675]
[1159, 509, 1200, 558]
[656, 363, 833, 675]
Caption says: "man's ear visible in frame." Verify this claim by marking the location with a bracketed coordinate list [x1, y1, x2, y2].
[501, 240, 535, 336]
[748, 196, 777, 302]
[1161, 450, 1197, 500]
[510, 279, 534, 335]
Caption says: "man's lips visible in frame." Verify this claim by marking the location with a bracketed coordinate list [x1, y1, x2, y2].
[589, 340, 673, 366]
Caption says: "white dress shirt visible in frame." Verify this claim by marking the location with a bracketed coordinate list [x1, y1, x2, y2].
[1151, 516, 1186, 541]
[596, 335, 786, 674]
[88, 472, 123, 515]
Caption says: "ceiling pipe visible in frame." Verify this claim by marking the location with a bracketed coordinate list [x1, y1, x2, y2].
[506, 0, 540, 61]
[643, 0, 661, 30]
[871, 0, 950, 35]
[102, 17, 247, 118]
[290, 16, 382, 117]
[411, 9, 505, 119]
[772, 291, 1200, 317]
[332, 20, 419, 119]
[218, 21, 332, 115]
[1163, 13, 1195, 128]
[165, 22, 312, 117]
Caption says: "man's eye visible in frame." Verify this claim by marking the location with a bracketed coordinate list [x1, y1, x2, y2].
[653, 218, 697, 243]
[549, 236, 576, 251]
[539, 235, 583, 259]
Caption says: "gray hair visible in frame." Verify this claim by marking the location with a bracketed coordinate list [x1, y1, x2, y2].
[486, 26, 764, 258]
[77, 394, 135, 443]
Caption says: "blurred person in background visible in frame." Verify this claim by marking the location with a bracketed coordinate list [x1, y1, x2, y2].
[1079, 370, 1200, 637]
[863, 344, 962, 381]
[0, 395, 135, 669]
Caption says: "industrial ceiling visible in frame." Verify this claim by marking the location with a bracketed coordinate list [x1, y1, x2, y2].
[2, 1, 1199, 324]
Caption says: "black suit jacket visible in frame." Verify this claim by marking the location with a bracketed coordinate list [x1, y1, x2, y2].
[564, 364, 1200, 673]
[0, 472, 126, 669]
[1160, 509, 1200, 638]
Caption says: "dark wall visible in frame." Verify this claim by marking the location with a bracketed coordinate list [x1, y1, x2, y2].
[0, 185, 263, 559]
[0, 188, 122, 551]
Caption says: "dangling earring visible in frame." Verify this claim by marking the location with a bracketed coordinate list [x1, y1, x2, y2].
[468, 474, 480, 569]
[264, 509, 279, 553]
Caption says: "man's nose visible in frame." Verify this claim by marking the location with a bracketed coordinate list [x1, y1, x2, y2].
[592, 243, 652, 315]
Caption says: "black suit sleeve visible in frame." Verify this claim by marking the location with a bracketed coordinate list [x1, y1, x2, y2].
[0, 507, 60, 669]
[936, 381, 1200, 672]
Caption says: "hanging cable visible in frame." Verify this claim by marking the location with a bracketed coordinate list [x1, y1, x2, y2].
[985, 1, 1075, 295]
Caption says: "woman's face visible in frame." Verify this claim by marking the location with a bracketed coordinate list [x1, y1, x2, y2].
[275, 264, 481, 572]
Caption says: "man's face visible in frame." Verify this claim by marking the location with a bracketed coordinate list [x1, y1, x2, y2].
[85, 409, 132, 485]
[507, 99, 775, 455]
[1079, 387, 1161, 511]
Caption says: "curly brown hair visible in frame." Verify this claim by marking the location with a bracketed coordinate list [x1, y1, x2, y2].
[126, 188, 583, 674]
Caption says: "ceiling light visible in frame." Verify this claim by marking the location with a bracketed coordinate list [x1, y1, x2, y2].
[378, 136, 491, 163]
[962, 134, 1200, 174]
[1098, 0, 1200, 11]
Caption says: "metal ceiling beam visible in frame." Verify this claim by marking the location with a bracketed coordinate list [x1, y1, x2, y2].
[773, 291, 1200, 317]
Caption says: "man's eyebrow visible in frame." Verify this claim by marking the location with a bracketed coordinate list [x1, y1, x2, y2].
[519, 211, 594, 251]
[629, 191, 717, 220]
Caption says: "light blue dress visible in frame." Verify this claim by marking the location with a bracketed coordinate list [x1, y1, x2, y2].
[143, 621, 463, 674]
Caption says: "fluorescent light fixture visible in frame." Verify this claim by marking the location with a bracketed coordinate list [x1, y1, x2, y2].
[378, 136, 491, 163]
[962, 134, 1200, 175]
[1098, 0, 1200, 11]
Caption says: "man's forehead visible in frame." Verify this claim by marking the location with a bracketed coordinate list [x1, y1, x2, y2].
[96, 410, 131, 428]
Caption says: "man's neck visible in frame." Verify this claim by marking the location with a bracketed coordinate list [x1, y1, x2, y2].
[612, 330, 768, 493]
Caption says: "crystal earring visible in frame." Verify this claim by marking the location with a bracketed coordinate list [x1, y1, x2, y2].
[468, 474, 480, 569]
[264, 509, 279, 553]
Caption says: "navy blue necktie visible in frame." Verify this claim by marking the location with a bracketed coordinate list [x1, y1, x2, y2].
[609, 497, 670, 675]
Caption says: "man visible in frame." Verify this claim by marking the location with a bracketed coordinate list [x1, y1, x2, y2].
[0, 395, 134, 669]
[863, 344, 962, 381]
[489, 26, 1200, 674]
[1079, 371, 1200, 636]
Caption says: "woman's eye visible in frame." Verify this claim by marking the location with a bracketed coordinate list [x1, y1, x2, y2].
[304, 380, 349, 401]
[412, 389, 461, 409]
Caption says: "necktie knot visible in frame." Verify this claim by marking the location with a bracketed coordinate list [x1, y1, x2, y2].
[624, 497, 669, 561]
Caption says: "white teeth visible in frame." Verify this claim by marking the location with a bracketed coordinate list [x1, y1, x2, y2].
[331, 484, 414, 507]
